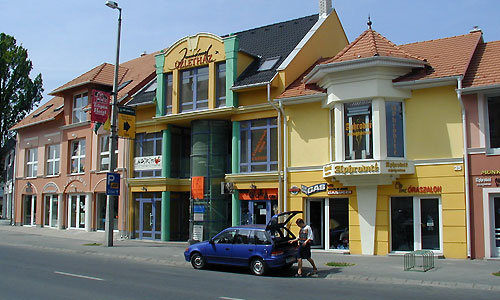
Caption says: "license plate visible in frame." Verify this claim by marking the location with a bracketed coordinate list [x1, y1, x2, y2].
[286, 256, 296, 264]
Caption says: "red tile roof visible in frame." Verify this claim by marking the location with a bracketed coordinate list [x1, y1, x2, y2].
[277, 58, 327, 99]
[462, 40, 500, 88]
[10, 97, 64, 130]
[322, 29, 425, 64]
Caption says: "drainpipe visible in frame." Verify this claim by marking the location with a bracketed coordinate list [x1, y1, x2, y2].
[278, 100, 288, 212]
[267, 82, 283, 213]
[456, 76, 471, 258]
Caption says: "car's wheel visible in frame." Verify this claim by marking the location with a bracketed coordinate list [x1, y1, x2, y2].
[190, 253, 206, 270]
[250, 258, 267, 276]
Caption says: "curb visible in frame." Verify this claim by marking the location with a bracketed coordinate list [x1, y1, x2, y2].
[325, 274, 500, 291]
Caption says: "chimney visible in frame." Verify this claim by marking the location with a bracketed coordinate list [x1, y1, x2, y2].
[319, 0, 332, 18]
[140, 51, 147, 57]
[470, 25, 483, 34]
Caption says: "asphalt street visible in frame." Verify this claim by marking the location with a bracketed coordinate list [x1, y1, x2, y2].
[1, 242, 499, 300]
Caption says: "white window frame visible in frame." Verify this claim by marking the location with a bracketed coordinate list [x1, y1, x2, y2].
[99, 135, 118, 171]
[44, 194, 59, 228]
[46, 144, 60, 176]
[71, 139, 86, 174]
[72, 92, 88, 123]
[26, 148, 38, 178]
[484, 93, 500, 155]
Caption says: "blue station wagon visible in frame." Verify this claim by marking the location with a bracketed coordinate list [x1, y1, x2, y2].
[184, 211, 301, 275]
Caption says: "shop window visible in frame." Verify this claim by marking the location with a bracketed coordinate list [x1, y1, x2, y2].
[70, 139, 86, 174]
[46, 144, 60, 176]
[179, 66, 209, 112]
[329, 198, 349, 250]
[240, 118, 278, 172]
[171, 127, 191, 179]
[344, 101, 373, 160]
[134, 132, 162, 178]
[216, 63, 226, 107]
[26, 148, 38, 178]
[72, 92, 88, 123]
[487, 96, 500, 150]
[385, 101, 404, 157]
[166, 73, 173, 114]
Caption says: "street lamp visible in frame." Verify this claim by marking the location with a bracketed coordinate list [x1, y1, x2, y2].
[105, 0, 122, 247]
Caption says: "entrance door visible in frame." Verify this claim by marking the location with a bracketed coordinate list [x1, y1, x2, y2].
[307, 199, 324, 248]
[44, 195, 58, 228]
[493, 197, 500, 257]
[23, 195, 36, 226]
[135, 193, 161, 240]
[391, 197, 441, 252]
[68, 195, 86, 229]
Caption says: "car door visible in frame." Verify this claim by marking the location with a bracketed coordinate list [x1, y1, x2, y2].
[232, 229, 255, 266]
[204, 229, 236, 265]
[254, 230, 272, 259]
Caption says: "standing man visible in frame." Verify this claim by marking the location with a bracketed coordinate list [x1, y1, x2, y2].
[289, 218, 318, 277]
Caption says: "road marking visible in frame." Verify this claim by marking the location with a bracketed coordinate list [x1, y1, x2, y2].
[219, 297, 246, 300]
[54, 271, 104, 281]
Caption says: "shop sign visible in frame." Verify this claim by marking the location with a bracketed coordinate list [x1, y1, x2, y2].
[395, 182, 442, 194]
[91, 89, 110, 123]
[327, 186, 352, 195]
[191, 176, 205, 200]
[301, 183, 327, 196]
[239, 188, 278, 201]
[324, 160, 414, 177]
[134, 155, 161, 171]
[481, 170, 500, 175]
[192, 225, 203, 242]
[289, 185, 300, 195]
[475, 177, 492, 187]
[174, 44, 216, 70]
[332, 163, 380, 175]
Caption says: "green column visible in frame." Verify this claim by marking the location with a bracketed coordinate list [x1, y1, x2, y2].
[155, 52, 166, 116]
[223, 35, 239, 108]
[161, 128, 171, 241]
[231, 121, 240, 226]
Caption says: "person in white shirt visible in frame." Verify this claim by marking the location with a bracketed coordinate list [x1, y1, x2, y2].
[289, 218, 318, 277]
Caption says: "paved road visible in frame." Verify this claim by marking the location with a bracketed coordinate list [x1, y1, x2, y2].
[1, 243, 498, 300]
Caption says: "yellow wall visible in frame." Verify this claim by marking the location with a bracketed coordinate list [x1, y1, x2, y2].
[286, 102, 330, 167]
[135, 105, 156, 122]
[279, 10, 348, 89]
[405, 86, 463, 160]
[237, 52, 255, 77]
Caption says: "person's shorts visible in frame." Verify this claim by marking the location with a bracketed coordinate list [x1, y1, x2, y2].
[298, 243, 311, 259]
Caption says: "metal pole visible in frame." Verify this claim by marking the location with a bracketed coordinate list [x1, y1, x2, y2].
[105, 5, 121, 247]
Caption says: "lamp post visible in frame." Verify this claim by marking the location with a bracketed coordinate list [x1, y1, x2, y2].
[105, 0, 121, 247]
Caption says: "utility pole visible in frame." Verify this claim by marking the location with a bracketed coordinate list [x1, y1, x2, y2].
[105, 0, 122, 247]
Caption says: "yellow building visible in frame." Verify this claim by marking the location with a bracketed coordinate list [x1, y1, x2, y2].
[276, 28, 480, 258]
[125, 2, 348, 241]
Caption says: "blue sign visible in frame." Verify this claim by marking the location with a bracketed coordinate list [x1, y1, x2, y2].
[193, 205, 206, 213]
[106, 172, 120, 196]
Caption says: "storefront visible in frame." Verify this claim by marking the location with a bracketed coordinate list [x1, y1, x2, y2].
[239, 188, 278, 225]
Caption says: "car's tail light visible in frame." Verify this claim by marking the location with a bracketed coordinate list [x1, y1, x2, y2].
[271, 250, 284, 256]
[185, 248, 189, 252]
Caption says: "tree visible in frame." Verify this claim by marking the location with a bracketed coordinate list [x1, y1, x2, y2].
[0, 33, 43, 177]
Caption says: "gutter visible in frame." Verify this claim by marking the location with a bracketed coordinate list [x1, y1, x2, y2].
[394, 76, 461, 89]
[231, 81, 270, 91]
[456, 76, 472, 258]
[10, 117, 57, 131]
[460, 83, 500, 94]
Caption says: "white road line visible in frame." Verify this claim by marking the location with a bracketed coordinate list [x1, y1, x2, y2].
[54, 271, 104, 281]
[219, 297, 246, 300]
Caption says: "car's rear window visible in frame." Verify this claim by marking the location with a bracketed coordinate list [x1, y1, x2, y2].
[255, 230, 271, 245]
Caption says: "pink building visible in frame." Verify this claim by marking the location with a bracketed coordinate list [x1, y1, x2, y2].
[10, 53, 155, 234]
[461, 35, 500, 259]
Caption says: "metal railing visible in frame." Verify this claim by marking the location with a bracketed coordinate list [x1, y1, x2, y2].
[404, 250, 435, 272]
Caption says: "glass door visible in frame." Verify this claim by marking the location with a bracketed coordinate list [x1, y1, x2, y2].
[391, 197, 441, 252]
[494, 197, 500, 257]
[68, 195, 86, 229]
[23, 195, 36, 226]
[44, 195, 58, 228]
[307, 199, 324, 248]
[135, 193, 162, 240]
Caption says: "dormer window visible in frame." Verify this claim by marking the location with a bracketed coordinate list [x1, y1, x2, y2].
[257, 56, 280, 72]
[72, 92, 88, 123]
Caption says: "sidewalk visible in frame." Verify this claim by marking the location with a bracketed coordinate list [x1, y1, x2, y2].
[0, 224, 498, 291]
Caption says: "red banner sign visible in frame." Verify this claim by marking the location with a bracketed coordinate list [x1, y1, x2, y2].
[191, 176, 205, 200]
[91, 89, 110, 123]
[239, 188, 278, 201]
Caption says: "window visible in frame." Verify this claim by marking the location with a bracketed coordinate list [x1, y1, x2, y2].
[134, 132, 162, 178]
[213, 229, 236, 244]
[72, 92, 88, 123]
[26, 148, 38, 178]
[386, 101, 404, 157]
[179, 66, 209, 112]
[71, 139, 86, 174]
[487, 96, 500, 149]
[99, 135, 118, 171]
[166, 73, 173, 114]
[234, 229, 252, 244]
[216, 63, 226, 107]
[344, 101, 373, 160]
[257, 56, 280, 72]
[171, 127, 191, 179]
[255, 231, 271, 245]
[240, 118, 278, 172]
[46, 144, 60, 176]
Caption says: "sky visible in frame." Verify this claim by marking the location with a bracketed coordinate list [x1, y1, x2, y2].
[1, 0, 499, 107]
